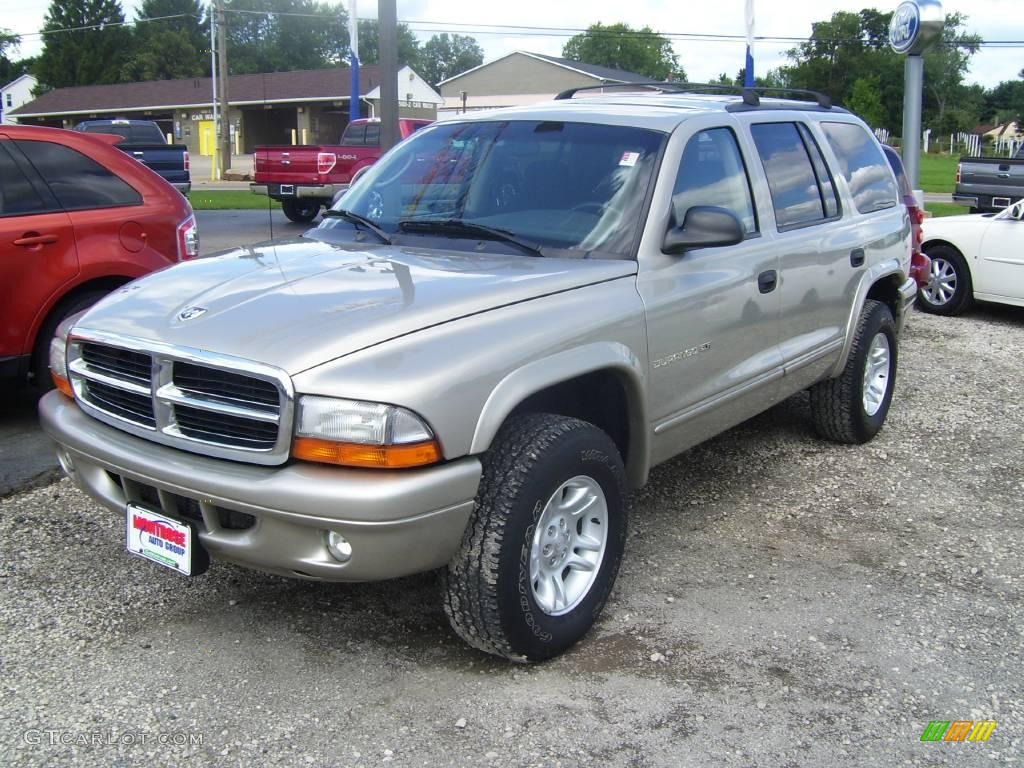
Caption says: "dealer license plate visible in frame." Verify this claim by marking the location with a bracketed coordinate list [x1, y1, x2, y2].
[126, 504, 199, 576]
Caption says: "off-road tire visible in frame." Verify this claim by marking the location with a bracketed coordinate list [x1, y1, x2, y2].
[281, 199, 320, 223]
[916, 245, 972, 316]
[810, 299, 897, 444]
[442, 414, 628, 662]
[31, 290, 109, 389]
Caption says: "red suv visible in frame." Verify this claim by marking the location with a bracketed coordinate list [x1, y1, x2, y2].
[1, 125, 198, 387]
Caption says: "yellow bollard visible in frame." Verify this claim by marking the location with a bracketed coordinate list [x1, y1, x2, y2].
[291, 129, 297, 145]
[302, 128, 308, 144]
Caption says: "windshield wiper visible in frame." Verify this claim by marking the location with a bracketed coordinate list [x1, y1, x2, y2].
[397, 218, 544, 257]
[322, 208, 392, 244]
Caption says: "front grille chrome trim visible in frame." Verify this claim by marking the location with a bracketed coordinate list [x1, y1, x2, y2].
[155, 383, 281, 424]
[69, 357, 152, 395]
[67, 327, 295, 466]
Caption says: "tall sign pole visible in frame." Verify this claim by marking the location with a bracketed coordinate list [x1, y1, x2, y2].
[378, 0, 399, 152]
[744, 0, 755, 88]
[889, 0, 943, 189]
[348, 0, 360, 123]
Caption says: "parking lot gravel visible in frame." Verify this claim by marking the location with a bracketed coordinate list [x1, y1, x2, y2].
[1, 306, 1021, 767]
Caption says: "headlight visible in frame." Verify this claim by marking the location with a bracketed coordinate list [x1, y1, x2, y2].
[292, 395, 441, 469]
[48, 316, 77, 398]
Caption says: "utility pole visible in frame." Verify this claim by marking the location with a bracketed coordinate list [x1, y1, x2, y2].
[216, 0, 231, 172]
[209, 4, 219, 180]
[378, 0, 399, 152]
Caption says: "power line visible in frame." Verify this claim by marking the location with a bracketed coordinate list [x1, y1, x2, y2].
[10, 11, 1024, 50]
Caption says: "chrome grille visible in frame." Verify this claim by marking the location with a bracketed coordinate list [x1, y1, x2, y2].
[173, 362, 279, 411]
[84, 379, 156, 427]
[81, 343, 152, 385]
[67, 331, 294, 465]
[174, 404, 278, 449]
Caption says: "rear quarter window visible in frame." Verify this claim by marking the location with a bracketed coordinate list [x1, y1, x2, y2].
[15, 140, 143, 210]
[821, 122, 899, 214]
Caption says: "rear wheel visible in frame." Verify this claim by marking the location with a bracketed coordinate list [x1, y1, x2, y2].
[810, 299, 897, 444]
[281, 199, 320, 223]
[443, 414, 628, 662]
[917, 245, 972, 316]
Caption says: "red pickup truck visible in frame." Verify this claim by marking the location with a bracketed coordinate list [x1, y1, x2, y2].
[250, 117, 431, 222]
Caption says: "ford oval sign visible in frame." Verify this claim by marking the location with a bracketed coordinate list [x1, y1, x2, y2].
[889, 0, 944, 55]
[889, 2, 920, 53]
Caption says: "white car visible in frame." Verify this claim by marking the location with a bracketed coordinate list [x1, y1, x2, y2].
[919, 199, 1024, 315]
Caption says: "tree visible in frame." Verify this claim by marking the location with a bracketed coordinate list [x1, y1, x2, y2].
[122, 0, 209, 81]
[35, 0, 133, 88]
[985, 76, 1024, 125]
[923, 12, 982, 135]
[224, 0, 347, 74]
[782, 9, 981, 134]
[0, 30, 20, 84]
[847, 76, 885, 127]
[354, 19, 421, 69]
[416, 33, 483, 88]
[562, 23, 686, 81]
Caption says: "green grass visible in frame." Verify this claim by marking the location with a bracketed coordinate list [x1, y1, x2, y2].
[917, 153, 959, 194]
[188, 190, 271, 210]
[926, 203, 966, 218]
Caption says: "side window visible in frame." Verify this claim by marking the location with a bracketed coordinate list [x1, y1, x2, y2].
[797, 124, 840, 219]
[0, 143, 52, 216]
[672, 127, 757, 235]
[14, 140, 142, 210]
[751, 122, 834, 230]
[821, 122, 899, 214]
[342, 123, 366, 145]
[364, 123, 381, 146]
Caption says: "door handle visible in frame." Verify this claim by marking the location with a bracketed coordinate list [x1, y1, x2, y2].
[757, 270, 778, 294]
[14, 233, 59, 247]
[850, 248, 865, 268]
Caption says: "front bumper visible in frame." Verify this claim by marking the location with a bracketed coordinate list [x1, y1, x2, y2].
[39, 391, 481, 582]
[249, 183, 339, 201]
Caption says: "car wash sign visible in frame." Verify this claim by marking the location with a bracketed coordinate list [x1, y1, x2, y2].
[889, 0, 943, 55]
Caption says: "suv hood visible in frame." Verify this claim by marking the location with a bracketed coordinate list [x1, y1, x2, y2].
[77, 238, 636, 374]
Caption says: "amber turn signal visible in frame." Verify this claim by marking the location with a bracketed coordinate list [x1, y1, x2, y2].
[52, 371, 74, 398]
[292, 437, 441, 469]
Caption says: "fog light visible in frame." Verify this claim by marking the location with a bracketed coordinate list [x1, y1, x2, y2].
[326, 531, 353, 563]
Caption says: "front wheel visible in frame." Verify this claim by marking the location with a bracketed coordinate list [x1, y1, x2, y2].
[917, 245, 972, 316]
[809, 299, 897, 444]
[443, 414, 628, 662]
[281, 199, 320, 223]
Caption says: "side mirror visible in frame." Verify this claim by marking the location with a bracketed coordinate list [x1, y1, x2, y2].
[662, 206, 744, 254]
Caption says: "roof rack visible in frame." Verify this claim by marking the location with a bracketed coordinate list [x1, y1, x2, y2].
[553, 81, 833, 109]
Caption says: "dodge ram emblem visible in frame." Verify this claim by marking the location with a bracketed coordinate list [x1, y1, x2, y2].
[178, 306, 207, 321]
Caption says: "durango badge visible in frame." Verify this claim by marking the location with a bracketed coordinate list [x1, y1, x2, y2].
[178, 306, 207, 321]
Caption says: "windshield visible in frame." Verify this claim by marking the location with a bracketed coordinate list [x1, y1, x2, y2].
[321, 120, 665, 258]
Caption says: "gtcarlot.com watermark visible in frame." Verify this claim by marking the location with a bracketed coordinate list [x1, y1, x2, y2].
[23, 729, 203, 747]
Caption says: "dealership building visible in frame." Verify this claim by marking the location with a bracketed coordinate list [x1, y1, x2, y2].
[8, 65, 441, 154]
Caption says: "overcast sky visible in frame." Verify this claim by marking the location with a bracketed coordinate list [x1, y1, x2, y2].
[3, 0, 1021, 88]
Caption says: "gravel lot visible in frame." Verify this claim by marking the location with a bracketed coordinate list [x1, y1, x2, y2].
[1, 307, 1021, 767]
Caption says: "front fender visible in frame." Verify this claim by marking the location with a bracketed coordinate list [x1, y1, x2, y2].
[470, 342, 650, 488]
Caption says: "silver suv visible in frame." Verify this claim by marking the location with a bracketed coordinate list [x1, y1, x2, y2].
[41, 86, 916, 661]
